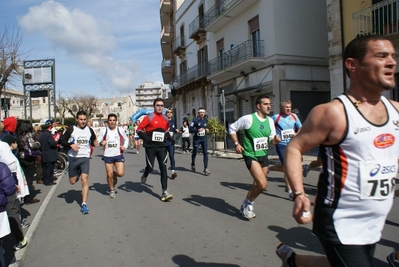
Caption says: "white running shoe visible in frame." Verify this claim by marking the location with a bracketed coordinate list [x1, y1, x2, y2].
[276, 243, 295, 267]
[240, 201, 256, 219]
[110, 190, 116, 199]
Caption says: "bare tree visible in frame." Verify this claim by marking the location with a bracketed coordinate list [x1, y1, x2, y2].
[0, 26, 25, 93]
[63, 95, 98, 119]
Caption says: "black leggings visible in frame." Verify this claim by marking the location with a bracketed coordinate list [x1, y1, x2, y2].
[182, 137, 190, 151]
[319, 237, 376, 267]
[144, 147, 168, 191]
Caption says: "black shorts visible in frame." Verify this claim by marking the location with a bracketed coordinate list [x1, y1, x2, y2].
[243, 155, 269, 170]
[318, 237, 376, 267]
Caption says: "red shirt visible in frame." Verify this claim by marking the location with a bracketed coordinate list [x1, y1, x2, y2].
[137, 112, 169, 133]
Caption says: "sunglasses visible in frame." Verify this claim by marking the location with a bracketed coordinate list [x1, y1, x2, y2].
[156, 104, 164, 107]
[166, 111, 172, 113]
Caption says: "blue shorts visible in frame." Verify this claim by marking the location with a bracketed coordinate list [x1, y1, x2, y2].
[69, 157, 90, 177]
[102, 155, 125, 164]
[134, 137, 141, 141]
[276, 144, 287, 165]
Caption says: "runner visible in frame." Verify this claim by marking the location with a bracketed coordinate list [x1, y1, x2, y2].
[269, 100, 302, 200]
[98, 114, 129, 199]
[229, 95, 280, 219]
[166, 108, 179, 179]
[136, 98, 173, 202]
[189, 108, 210, 176]
[277, 35, 399, 267]
[60, 111, 98, 214]
[133, 121, 142, 154]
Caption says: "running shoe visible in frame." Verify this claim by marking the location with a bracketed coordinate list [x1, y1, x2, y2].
[14, 237, 28, 251]
[191, 164, 196, 172]
[288, 192, 294, 201]
[20, 219, 30, 229]
[81, 204, 90, 214]
[110, 190, 116, 199]
[171, 171, 177, 179]
[302, 164, 310, 178]
[203, 168, 210, 176]
[387, 252, 399, 267]
[276, 243, 295, 267]
[161, 190, 173, 202]
[240, 202, 256, 219]
[141, 173, 147, 184]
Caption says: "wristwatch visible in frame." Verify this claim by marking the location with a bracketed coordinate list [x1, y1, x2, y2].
[293, 191, 309, 200]
[234, 141, 239, 146]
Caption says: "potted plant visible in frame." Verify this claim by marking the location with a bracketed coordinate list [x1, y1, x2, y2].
[207, 116, 226, 150]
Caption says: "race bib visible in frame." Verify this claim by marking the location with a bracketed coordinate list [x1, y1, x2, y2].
[198, 130, 205, 136]
[107, 141, 118, 148]
[281, 129, 295, 140]
[359, 159, 397, 200]
[253, 137, 268, 151]
[152, 132, 165, 142]
[76, 136, 89, 145]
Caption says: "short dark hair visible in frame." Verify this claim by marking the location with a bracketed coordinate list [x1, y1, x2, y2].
[153, 98, 164, 106]
[108, 113, 117, 120]
[76, 110, 87, 118]
[255, 95, 270, 106]
[344, 35, 390, 76]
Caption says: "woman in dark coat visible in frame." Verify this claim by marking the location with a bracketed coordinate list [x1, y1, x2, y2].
[37, 124, 59, 185]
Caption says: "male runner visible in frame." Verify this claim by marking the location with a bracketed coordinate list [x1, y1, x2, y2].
[98, 114, 129, 198]
[189, 108, 210, 175]
[136, 98, 173, 202]
[276, 35, 399, 267]
[166, 108, 179, 179]
[229, 95, 280, 219]
[60, 111, 98, 214]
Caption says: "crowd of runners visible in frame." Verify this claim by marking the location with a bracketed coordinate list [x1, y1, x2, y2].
[1, 35, 399, 267]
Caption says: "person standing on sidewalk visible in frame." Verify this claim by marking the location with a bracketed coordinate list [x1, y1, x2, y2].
[136, 98, 173, 202]
[189, 108, 210, 176]
[229, 95, 280, 219]
[37, 123, 59, 186]
[98, 113, 129, 199]
[276, 35, 399, 267]
[60, 111, 98, 214]
[269, 100, 302, 200]
[166, 108, 179, 179]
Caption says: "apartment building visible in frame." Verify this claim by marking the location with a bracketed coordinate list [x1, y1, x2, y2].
[161, 0, 330, 124]
[135, 82, 168, 109]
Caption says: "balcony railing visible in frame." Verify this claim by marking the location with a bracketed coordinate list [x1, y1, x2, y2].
[203, 0, 238, 29]
[172, 36, 186, 54]
[208, 40, 264, 75]
[189, 14, 205, 40]
[175, 62, 207, 89]
[352, 0, 399, 37]
[162, 58, 174, 69]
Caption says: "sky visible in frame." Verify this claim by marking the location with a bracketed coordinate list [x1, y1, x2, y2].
[0, 0, 165, 99]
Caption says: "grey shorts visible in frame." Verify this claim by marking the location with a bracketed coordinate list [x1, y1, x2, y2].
[69, 157, 90, 177]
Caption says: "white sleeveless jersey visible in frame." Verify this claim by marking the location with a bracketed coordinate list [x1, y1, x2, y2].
[313, 95, 399, 245]
[98, 127, 128, 157]
[68, 126, 92, 158]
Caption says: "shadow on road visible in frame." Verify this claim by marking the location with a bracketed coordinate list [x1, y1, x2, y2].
[89, 182, 111, 195]
[182, 194, 247, 221]
[172, 254, 240, 267]
[119, 181, 159, 199]
[57, 190, 83, 205]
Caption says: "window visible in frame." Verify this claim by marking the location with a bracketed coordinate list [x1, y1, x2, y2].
[217, 39, 224, 70]
[249, 16, 260, 56]
[197, 46, 208, 76]
[180, 25, 185, 46]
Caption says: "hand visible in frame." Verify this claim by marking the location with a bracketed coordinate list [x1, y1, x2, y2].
[274, 135, 281, 144]
[120, 146, 126, 151]
[292, 194, 312, 224]
[70, 143, 79, 152]
[235, 144, 244, 154]
[16, 185, 21, 193]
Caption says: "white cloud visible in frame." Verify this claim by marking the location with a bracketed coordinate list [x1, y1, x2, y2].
[18, 0, 151, 96]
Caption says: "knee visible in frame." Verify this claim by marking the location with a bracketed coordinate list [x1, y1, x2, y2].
[115, 170, 124, 177]
[256, 181, 267, 191]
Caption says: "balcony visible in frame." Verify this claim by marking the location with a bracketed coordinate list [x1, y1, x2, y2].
[174, 62, 208, 93]
[161, 41, 172, 58]
[161, 26, 174, 42]
[160, 11, 171, 27]
[172, 36, 186, 56]
[162, 58, 174, 73]
[189, 15, 206, 42]
[160, 0, 172, 14]
[203, 0, 258, 32]
[207, 40, 265, 82]
[352, 0, 399, 38]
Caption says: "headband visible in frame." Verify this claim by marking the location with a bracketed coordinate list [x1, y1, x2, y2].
[198, 109, 206, 113]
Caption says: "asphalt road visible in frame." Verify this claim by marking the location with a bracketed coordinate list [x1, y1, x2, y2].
[5, 146, 399, 267]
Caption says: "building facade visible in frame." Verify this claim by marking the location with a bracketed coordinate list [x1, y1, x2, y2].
[161, 0, 330, 124]
[135, 82, 168, 109]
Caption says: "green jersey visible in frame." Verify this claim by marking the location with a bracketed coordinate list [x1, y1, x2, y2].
[242, 113, 273, 159]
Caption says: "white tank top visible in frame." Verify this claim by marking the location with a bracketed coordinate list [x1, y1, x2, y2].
[68, 126, 92, 158]
[313, 95, 399, 245]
